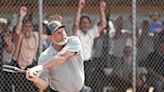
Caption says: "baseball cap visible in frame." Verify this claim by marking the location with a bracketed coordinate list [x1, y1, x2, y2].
[47, 21, 65, 33]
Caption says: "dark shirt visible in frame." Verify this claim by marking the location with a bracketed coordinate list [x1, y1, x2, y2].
[145, 51, 164, 77]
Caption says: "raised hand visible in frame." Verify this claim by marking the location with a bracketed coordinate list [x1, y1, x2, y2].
[79, 0, 85, 9]
[100, 0, 106, 11]
[20, 6, 27, 17]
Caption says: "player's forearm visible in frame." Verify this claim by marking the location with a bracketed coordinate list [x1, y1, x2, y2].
[42, 55, 66, 69]
[33, 78, 49, 90]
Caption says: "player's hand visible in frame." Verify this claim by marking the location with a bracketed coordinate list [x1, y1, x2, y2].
[28, 65, 43, 78]
[20, 6, 27, 17]
[79, 0, 85, 9]
[26, 70, 39, 83]
[100, 1, 106, 11]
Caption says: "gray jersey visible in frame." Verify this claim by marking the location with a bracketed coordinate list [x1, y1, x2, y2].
[38, 36, 84, 92]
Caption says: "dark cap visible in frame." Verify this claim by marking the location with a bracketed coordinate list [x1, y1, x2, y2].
[47, 21, 65, 33]
[150, 11, 160, 17]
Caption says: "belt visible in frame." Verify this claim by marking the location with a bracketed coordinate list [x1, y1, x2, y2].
[48, 85, 91, 92]
[48, 86, 59, 92]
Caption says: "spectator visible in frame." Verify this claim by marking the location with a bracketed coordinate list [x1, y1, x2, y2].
[125, 14, 133, 32]
[3, 30, 14, 64]
[125, 14, 140, 32]
[54, 15, 63, 23]
[148, 11, 163, 51]
[72, 0, 106, 87]
[49, 15, 63, 23]
[0, 18, 13, 65]
[91, 26, 111, 92]
[12, 7, 39, 69]
[137, 19, 155, 65]
[0, 18, 17, 92]
[144, 36, 164, 92]
[148, 11, 162, 33]
[2, 6, 47, 92]
[108, 16, 131, 68]
[112, 46, 147, 92]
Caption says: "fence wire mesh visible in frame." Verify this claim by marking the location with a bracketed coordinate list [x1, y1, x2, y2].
[0, 0, 164, 92]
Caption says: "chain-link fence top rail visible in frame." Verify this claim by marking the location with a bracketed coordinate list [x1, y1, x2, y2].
[1, 0, 164, 29]
[1, 0, 164, 92]
[1, 0, 164, 13]
[1, 0, 164, 26]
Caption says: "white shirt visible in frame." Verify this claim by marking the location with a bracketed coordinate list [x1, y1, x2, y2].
[77, 25, 99, 61]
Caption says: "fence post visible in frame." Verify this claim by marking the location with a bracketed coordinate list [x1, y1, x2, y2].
[38, 0, 43, 54]
[132, 0, 137, 92]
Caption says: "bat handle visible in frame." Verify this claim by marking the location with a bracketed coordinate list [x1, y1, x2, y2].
[15, 68, 26, 73]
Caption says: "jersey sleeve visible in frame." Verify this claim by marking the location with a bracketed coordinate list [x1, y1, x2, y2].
[63, 36, 82, 53]
[38, 53, 50, 79]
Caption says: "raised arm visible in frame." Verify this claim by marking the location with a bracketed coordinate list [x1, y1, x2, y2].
[15, 6, 27, 40]
[98, 0, 107, 33]
[72, 0, 85, 36]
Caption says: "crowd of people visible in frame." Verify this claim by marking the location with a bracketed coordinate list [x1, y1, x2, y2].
[0, 0, 164, 92]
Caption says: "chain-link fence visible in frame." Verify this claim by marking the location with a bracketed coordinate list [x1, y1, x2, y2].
[0, 0, 164, 92]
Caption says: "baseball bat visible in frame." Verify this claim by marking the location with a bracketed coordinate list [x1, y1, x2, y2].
[1, 65, 26, 73]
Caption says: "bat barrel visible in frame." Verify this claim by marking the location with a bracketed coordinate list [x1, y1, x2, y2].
[1, 65, 26, 73]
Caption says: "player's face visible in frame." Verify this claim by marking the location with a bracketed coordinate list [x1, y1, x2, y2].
[51, 27, 68, 45]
